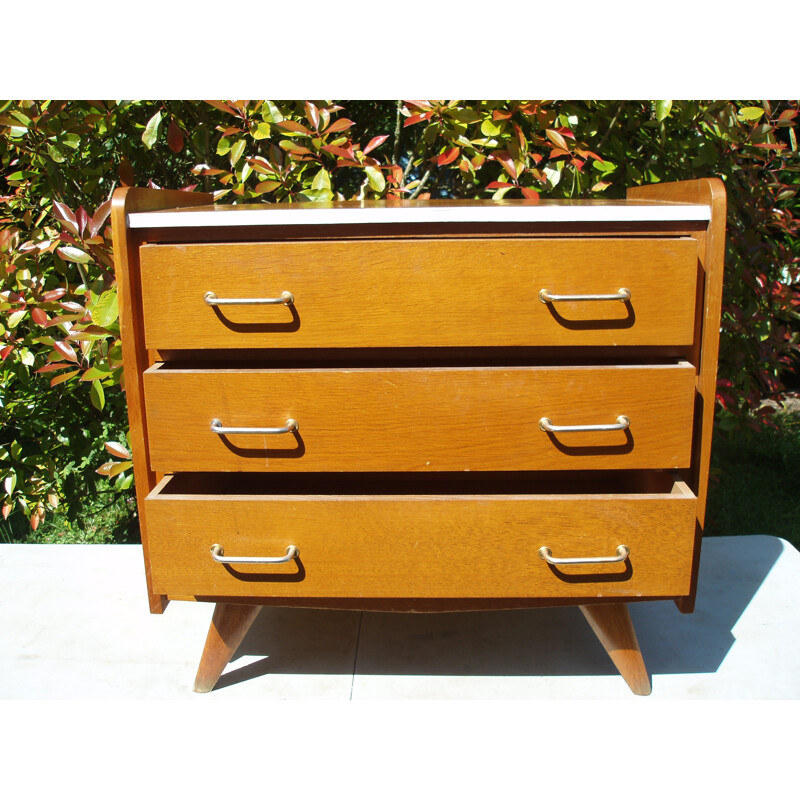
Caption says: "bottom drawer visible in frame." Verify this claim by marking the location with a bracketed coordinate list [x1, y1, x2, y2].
[145, 473, 697, 601]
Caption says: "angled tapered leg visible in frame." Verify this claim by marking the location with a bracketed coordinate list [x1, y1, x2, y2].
[193, 603, 262, 693]
[579, 603, 651, 696]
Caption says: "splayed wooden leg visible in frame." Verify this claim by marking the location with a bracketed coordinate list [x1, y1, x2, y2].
[193, 603, 262, 693]
[579, 603, 651, 696]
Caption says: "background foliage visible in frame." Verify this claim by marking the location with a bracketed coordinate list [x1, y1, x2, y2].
[1, 100, 798, 539]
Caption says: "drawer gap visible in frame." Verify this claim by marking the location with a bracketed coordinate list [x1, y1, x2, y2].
[154, 470, 690, 498]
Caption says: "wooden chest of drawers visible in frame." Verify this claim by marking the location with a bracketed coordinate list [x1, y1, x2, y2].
[112, 179, 726, 695]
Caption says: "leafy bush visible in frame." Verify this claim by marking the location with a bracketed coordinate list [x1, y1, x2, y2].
[1, 100, 798, 533]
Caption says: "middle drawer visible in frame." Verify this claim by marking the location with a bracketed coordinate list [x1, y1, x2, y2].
[144, 362, 695, 472]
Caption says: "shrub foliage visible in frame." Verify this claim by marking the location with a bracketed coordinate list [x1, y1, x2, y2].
[1, 100, 798, 529]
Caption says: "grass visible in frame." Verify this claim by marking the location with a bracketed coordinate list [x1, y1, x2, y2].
[705, 409, 800, 550]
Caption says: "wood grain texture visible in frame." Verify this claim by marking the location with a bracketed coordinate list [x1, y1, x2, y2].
[192, 603, 261, 692]
[145, 476, 697, 600]
[112, 187, 213, 613]
[628, 178, 726, 614]
[143, 363, 696, 472]
[139, 238, 698, 349]
[579, 603, 651, 695]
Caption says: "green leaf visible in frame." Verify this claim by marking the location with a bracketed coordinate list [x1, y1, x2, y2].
[90, 379, 105, 411]
[655, 101, 672, 122]
[251, 121, 271, 140]
[91, 290, 118, 328]
[230, 139, 246, 166]
[738, 106, 764, 121]
[480, 119, 503, 137]
[47, 143, 66, 163]
[7, 309, 26, 329]
[142, 110, 162, 150]
[364, 166, 385, 193]
[312, 169, 331, 191]
[58, 246, 92, 264]
[262, 101, 284, 124]
[216, 137, 232, 156]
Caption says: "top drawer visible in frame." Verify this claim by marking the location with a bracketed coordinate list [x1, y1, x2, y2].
[139, 238, 698, 350]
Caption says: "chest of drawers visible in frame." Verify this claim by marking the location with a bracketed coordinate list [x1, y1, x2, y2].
[112, 179, 726, 695]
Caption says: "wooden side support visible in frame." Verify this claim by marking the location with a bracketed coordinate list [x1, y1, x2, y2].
[112, 187, 213, 613]
[193, 603, 263, 693]
[579, 603, 651, 696]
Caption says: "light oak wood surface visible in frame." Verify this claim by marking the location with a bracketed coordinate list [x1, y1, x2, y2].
[146, 475, 696, 600]
[112, 187, 213, 613]
[143, 362, 696, 472]
[139, 238, 698, 349]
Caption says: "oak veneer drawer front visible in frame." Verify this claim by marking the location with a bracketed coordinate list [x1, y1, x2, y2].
[144, 362, 696, 472]
[139, 238, 698, 350]
[145, 477, 697, 599]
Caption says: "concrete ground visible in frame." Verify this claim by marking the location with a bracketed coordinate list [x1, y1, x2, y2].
[1, 535, 798, 700]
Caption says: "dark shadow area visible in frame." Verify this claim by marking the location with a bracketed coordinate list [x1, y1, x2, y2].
[544, 559, 633, 583]
[222, 556, 306, 583]
[217, 429, 305, 460]
[212, 536, 786, 690]
[544, 427, 634, 457]
[211, 303, 300, 333]
[544, 299, 635, 330]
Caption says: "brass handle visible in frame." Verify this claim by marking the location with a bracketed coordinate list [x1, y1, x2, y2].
[210, 544, 299, 564]
[204, 290, 294, 306]
[210, 418, 298, 435]
[539, 415, 630, 433]
[539, 288, 631, 303]
[539, 545, 630, 566]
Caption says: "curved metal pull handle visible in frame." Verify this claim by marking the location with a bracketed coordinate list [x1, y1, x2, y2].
[539, 415, 630, 433]
[539, 288, 631, 303]
[539, 545, 630, 566]
[210, 418, 298, 435]
[210, 544, 299, 564]
[204, 290, 294, 306]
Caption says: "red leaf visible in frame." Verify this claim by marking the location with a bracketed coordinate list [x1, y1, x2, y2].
[305, 101, 320, 131]
[486, 181, 514, 189]
[49, 369, 79, 387]
[433, 147, 460, 166]
[53, 340, 78, 362]
[322, 144, 356, 160]
[35, 362, 75, 374]
[548, 148, 570, 158]
[105, 441, 131, 460]
[89, 200, 112, 238]
[2, 503, 10, 520]
[75, 206, 89, 237]
[119, 157, 135, 187]
[545, 129, 569, 150]
[556, 126, 575, 140]
[492, 110, 512, 121]
[59, 301, 84, 313]
[53, 202, 79, 237]
[404, 112, 433, 127]
[276, 120, 313, 136]
[31, 307, 48, 326]
[167, 119, 184, 153]
[492, 150, 517, 181]
[0, 345, 13, 361]
[363, 135, 389, 155]
[204, 100, 242, 117]
[325, 118, 355, 134]
[520, 187, 540, 201]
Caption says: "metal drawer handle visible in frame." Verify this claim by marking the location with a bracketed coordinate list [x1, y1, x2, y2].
[539, 288, 631, 303]
[204, 290, 294, 306]
[539, 545, 630, 566]
[210, 544, 299, 564]
[210, 418, 298, 435]
[539, 415, 630, 433]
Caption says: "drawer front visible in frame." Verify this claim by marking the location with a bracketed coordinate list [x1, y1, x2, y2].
[139, 238, 698, 350]
[144, 363, 695, 472]
[145, 477, 697, 599]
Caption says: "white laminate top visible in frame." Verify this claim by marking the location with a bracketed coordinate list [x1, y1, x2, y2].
[127, 198, 711, 228]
